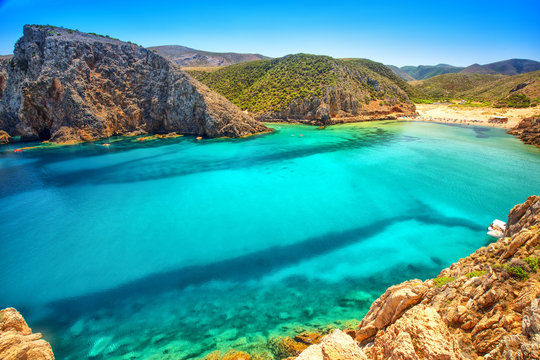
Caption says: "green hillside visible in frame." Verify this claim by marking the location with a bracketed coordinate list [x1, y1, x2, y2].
[411, 71, 540, 107]
[187, 54, 414, 117]
[400, 64, 464, 80]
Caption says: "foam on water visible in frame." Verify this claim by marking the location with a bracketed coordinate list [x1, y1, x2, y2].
[0, 121, 539, 359]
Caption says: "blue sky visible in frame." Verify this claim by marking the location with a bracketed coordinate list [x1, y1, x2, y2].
[0, 0, 539, 66]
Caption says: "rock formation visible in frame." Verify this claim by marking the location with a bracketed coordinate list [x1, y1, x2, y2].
[0, 307, 54, 360]
[508, 115, 540, 148]
[0, 129, 11, 144]
[0, 25, 269, 143]
[289, 195, 540, 360]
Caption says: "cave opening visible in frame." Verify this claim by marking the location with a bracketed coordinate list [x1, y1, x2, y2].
[38, 128, 51, 140]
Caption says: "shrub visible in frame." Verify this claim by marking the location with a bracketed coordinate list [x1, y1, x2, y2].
[497, 93, 531, 108]
[524, 256, 539, 272]
[433, 276, 455, 287]
[466, 270, 487, 278]
[504, 260, 531, 280]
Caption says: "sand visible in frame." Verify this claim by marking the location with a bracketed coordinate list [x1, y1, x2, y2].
[406, 104, 540, 129]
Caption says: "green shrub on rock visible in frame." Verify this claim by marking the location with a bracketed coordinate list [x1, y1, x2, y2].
[433, 276, 455, 287]
[465, 270, 487, 278]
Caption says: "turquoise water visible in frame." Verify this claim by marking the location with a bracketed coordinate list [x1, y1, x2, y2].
[0, 121, 539, 359]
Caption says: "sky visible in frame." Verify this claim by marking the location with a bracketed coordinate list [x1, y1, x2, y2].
[0, 0, 539, 67]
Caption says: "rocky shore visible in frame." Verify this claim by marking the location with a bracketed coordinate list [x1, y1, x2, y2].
[281, 195, 540, 360]
[0, 25, 269, 144]
[2, 196, 538, 360]
[508, 116, 540, 148]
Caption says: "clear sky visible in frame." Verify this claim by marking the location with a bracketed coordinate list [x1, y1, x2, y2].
[0, 0, 539, 67]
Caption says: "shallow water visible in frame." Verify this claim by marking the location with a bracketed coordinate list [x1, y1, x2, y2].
[0, 121, 539, 359]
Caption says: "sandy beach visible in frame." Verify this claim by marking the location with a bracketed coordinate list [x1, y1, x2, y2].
[406, 104, 540, 129]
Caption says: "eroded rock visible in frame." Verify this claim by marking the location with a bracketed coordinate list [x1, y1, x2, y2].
[0, 25, 270, 143]
[0, 308, 54, 360]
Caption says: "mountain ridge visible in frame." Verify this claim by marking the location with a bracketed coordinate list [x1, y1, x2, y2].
[147, 45, 270, 67]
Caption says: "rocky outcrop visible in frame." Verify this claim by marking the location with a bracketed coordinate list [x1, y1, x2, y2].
[292, 195, 540, 360]
[508, 116, 540, 148]
[0, 129, 11, 144]
[0, 25, 269, 143]
[0, 307, 54, 359]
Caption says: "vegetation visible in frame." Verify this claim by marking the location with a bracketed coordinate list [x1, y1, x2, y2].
[524, 256, 539, 272]
[465, 270, 487, 278]
[411, 71, 540, 106]
[506, 264, 529, 280]
[187, 54, 412, 114]
[400, 64, 464, 80]
[433, 276, 455, 287]
[495, 93, 531, 108]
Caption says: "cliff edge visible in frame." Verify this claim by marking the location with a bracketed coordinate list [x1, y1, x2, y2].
[0, 25, 269, 143]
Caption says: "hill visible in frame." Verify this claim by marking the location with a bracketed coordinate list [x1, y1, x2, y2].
[398, 64, 464, 80]
[187, 54, 415, 125]
[411, 71, 540, 107]
[460, 59, 540, 76]
[147, 45, 270, 67]
[386, 65, 415, 81]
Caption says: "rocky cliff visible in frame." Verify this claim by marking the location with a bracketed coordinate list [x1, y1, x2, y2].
[0, 25, 269, 143]
[0, 307, 54, 360]
[508, 116, 540, 148]
[286, 195, 540, 360]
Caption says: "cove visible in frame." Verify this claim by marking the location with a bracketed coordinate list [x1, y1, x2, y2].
[0, 121, 539, 359]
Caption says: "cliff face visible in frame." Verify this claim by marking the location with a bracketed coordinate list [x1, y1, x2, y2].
[508, 116, 540, 148]
[0, 307, 54, 360]
[0, 25, 269, 143]
[291, 195, 540, 360]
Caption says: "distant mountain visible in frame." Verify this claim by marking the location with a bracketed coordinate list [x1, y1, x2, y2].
[460, 59, 540, 76]
[147, 45, 270, 67]
[397, 64, 464, 80]
[386, 65, 415, 81]
[186, 54, 415, 124]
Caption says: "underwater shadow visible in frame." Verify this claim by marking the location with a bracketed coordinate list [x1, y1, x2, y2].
[46, 202, 483, 321]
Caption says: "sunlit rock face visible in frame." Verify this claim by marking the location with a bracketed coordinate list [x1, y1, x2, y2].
[0, 307, 55, 360]
[0, 25, 269, 143]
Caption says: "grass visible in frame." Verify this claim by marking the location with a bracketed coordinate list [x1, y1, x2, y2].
[465, 270, 487, 278]
[524, 256, 539, 272]
[433, 276, 455, 287]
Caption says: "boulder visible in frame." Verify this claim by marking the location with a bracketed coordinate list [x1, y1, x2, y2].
[0, 308, 54, 360]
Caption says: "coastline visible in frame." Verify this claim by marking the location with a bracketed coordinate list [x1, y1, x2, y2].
[407, 103, 540, 129]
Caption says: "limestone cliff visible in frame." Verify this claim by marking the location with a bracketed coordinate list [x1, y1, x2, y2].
[508, 116, 540, 148]
[0, 307, 54, 360]
[0, 25, 269, 143]
[289, 195, 540, 360]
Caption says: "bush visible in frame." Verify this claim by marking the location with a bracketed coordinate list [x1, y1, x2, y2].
[465, 270, 487, 278]
[505, 260, 531, 280]
[497, 93, 531, 108]
[433, 276, 455, 287]
[524, 256, 539, 272]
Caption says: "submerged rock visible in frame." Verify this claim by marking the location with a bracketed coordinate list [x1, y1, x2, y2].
[0, 307, 54, 360]
[0, 25, 270, 143]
